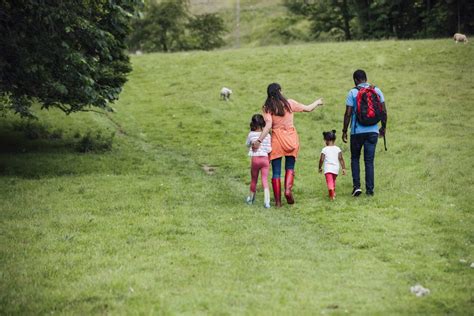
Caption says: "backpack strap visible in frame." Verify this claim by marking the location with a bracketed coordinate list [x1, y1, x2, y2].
[353, 86, 360, 133]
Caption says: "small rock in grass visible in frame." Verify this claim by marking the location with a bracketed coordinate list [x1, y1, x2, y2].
[410, 284, 430, 297]
[459, 259, 467, 263]
[471, 262, 474, 268]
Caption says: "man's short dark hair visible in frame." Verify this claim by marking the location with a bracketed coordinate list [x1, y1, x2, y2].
[353, 69, 367, 83]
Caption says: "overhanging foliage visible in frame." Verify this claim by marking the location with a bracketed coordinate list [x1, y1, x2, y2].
[0, 0, 142, 117]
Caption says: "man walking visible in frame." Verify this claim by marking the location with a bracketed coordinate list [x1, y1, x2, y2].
[342, 69, 387, 196]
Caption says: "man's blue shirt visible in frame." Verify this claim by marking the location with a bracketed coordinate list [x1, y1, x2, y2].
[346, 83, 385, 135]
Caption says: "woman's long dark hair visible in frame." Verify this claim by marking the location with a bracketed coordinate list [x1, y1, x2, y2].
[263, 83, 291, 116]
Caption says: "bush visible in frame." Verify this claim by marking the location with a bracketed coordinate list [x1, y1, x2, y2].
[49, 129, 63, 140]
[12, 120, 50, 140]
[76, 131, 115, 153]
[11, 120, 66, 140]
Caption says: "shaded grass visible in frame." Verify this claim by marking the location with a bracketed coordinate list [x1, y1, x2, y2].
[1, 39, 473, 314]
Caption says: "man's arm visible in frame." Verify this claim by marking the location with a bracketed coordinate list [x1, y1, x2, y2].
[342, 106, 352, 143]
[380, 102, 387, 136]
[375, 87, 387, 136]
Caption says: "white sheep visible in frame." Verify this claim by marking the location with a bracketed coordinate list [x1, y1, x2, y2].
[220, 87, 232, 101]
[453, 33, 468, 44]
[410, 284, 430, 297]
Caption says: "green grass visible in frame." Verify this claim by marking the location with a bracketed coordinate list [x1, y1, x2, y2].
[1, 39, 474, 314]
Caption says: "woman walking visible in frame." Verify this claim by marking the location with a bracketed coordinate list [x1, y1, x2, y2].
[252, 83, 324, 207]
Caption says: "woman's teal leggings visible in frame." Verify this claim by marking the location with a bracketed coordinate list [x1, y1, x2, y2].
[271, 156, 296, 179]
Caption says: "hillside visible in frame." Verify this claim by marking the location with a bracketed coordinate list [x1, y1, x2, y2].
[1, 40, 473, 314]
[188, 0, 298, 47]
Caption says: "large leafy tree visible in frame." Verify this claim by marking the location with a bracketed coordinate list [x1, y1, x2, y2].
[0, 0, 141, 117]
[311, 0, 353, 40]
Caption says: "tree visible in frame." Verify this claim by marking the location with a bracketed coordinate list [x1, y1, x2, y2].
[284, 0, 474, 40]
[187, 13, 226, 50]
[127, 0, 190, 52]
[284, 0, 354, 41]
[0, 0, 142, 117]
[423, 0, 474, 37]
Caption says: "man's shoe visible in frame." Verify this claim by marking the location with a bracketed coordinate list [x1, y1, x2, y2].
[366, 191, 374, 197]
[352, 188, 362, 197]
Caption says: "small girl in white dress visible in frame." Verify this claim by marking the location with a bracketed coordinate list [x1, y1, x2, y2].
[318, 130, 346, 200]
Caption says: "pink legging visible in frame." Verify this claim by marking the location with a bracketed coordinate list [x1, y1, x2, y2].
[325, 172, 338, 190]
[250, 156, 270, 193]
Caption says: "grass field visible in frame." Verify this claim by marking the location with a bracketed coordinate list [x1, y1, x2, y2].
[1, 39, 473, 314]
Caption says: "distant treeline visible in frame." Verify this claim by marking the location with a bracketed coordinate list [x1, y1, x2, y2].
[283, 0, 474, 41]
[127, 0, 474, 53]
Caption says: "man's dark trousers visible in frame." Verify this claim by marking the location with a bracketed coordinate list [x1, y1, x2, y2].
[350, 132, 378, 193]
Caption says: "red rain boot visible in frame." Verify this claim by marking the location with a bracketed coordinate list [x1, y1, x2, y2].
[272, 178, 282, 207]
[284, 169, 295, 204]
[329, 189, 335, 201]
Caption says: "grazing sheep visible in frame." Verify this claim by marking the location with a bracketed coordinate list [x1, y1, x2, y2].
[220, 87, 232, 101]
[453, 33, 468, 43]
[410, 284, 430, 297]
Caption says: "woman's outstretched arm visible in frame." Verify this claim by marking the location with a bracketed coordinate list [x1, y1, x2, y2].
[301, 98, 324, 112]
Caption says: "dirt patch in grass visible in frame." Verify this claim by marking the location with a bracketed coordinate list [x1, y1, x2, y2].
[202, 164, 217, 175]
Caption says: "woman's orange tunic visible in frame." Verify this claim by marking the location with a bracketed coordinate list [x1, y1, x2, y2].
[263, 99, 305, 160]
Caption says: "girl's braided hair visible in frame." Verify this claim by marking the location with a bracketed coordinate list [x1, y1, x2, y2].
[250, 114, 266, 131]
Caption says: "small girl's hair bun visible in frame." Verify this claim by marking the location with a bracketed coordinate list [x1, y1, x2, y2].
[323, 129, 337, 141]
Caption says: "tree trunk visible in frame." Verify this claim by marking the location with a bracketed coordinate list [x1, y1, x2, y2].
[161, 33, 168, 52]
[340, 0, 352, 40]
[457, 0, 461, 33]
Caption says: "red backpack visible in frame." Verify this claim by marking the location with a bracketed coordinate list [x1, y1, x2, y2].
[355, 85, 384, 126]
